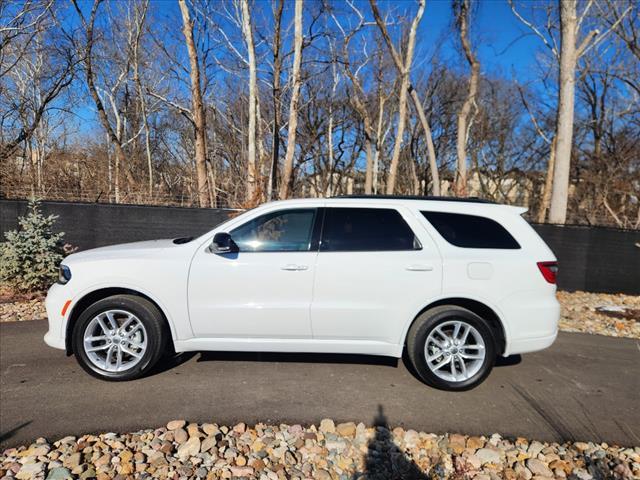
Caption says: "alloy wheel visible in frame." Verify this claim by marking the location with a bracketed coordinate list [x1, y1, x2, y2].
[424, 320, 486, 382]
[82, 309, 148, 373]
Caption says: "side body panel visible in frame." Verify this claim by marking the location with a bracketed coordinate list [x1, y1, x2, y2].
[310, 204, 443, 345]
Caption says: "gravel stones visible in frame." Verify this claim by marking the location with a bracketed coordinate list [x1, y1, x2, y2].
[476, 448, 502, 465]
[319, 418, 335, 433]
[0, 297, 46, 323]
[557, 291, 640, 338]
[527, 457, 554, 477]
[166, 420, 186, 431]
[2, 421, 638, 480]
[176, 437, 200, 461]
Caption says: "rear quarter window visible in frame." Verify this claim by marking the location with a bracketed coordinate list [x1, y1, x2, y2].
[421, 211, 520, 249]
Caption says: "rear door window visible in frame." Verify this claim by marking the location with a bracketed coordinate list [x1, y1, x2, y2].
[321, 207, 420, 251]
[421, 211, 520, 249]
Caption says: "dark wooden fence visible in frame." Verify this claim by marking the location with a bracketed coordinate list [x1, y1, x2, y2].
[1, 199, 638, 294]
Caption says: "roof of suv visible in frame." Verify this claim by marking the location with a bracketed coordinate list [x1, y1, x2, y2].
[264, 196, 528, 215]
[333, 195, 495, 204]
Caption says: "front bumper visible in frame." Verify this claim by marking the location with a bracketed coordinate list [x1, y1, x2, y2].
[44, 283, 71, 351]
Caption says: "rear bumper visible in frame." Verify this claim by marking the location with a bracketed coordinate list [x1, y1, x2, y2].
[505, 331, 557, 356]
[500, 289, 560, 356]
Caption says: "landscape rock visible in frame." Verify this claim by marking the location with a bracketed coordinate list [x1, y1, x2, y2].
[177, 436, 201, 461]
[166, 420, 186, 431]
[1, 422, 637, 480]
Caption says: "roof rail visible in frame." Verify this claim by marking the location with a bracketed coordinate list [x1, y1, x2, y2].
[332, 195, 496, 204]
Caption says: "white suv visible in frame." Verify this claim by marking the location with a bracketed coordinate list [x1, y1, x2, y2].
[45, 196, 560, 390]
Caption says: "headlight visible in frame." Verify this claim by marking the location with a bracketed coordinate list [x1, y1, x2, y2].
[58, 265, 72, 284]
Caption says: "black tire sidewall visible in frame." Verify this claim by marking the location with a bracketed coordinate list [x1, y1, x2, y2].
[72, 295, 165, 381]
[409, 307, 496, 391]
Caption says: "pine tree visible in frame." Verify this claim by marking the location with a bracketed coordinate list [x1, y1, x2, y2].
[1, 201, 66, 292]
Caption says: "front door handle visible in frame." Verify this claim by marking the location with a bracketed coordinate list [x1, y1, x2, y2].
[281, 264, 308, 271]
[406, 264, 434, 272]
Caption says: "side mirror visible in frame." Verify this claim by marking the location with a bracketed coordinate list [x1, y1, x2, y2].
[210, 232, 239, 254]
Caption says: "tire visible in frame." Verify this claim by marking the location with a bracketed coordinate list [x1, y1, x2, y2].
[406, 305, 497, 391]
[72, 294, 167, 381]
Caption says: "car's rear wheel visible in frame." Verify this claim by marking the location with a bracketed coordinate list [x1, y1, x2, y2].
[407, 306, 496, 391]
[72, 295, 167, 381]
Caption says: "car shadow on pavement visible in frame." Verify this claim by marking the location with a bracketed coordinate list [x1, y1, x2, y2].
[144, 352, 198, 377]
[400, 350, 522, 386]
[195, 351, 399, 367]
[352, 405, 429, 480]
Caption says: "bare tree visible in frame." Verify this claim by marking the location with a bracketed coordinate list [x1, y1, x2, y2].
[178, 0, 210, 208]
[240, 0, 259, 203]
[370, 0, 440, 195]
[331, 3, 375, 194]
[278, 0, 303, 199]
[266, 0, 285, 200]
[511, 0, 631, 224]
[0, 1, 75, 161]
[72, 0, 140, 202]
[131, 0, 153, 195]
[453, 0, 480, 197]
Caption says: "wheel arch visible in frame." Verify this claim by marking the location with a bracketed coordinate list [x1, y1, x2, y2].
[404, 297, 507, 355]
[65, 287, 174, 355]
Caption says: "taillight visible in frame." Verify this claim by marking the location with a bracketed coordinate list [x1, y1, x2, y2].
[537, 261, 558, 284]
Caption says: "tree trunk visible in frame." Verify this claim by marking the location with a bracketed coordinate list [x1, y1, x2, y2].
[267, 0, 284, 201]
[278, 0, 303, 200]
[363, 116, 374, 194]
[133, 0, 152, 196]
[178, 0, 209, 208]
[548, 0, 578, 224]
[536, 136, 556, 223]
[370, 0, 436, 195]
[241, 0, 258, 203]
[409, 87, 440, 195]
[386, 74, 411, 195]
[454, 0, 480, 198]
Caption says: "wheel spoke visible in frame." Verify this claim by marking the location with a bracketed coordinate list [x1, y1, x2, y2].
[104, 345, 116, 370]
[86, 343, 110, 352]
[427, 351, 444, 362]
[121, 345, 142, 359]
[452, 322, 462, 340]
[432, 356, 451, 371]
[120, 315, 136, 331]
[434, 326, 450, 343]
[96, 317, 110, 335]
[460, 325, 470, 344]
[105, 311, 118, 330]
[461, 353, 483, 360]
[86, 335, 107, 342]
[127, 339, 145, 349]
[115, 347, 123, 370]
[464, 344, 485, 350]
[458, 357, 467, 377]
[450, 356, 457, 379]
[127, 324, 142, 336]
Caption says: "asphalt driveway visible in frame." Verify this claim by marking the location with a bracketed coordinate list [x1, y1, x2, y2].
[1, 320, 638, 449]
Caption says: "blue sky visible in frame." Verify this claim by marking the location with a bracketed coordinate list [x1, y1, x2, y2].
[71, 0, 550, 138]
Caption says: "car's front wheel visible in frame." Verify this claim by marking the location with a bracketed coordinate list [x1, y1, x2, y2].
[72, 294, 167, 381]
[407, 306, 497, 391]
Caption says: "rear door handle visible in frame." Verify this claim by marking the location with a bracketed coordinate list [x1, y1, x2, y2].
[281, 264, 308, 271]
[406, 264, 434, 272]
